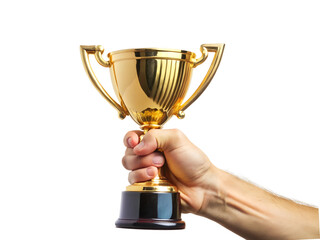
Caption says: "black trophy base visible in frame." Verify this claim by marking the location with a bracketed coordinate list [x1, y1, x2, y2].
[115, 191, 185, 230]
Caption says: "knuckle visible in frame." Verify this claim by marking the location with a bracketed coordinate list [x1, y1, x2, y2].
[125, 147, 133, 155]
[171, 128, 183, 136]
[148, 129, 157, 134]
[128, 171, 134, 184]
[128, 170, 138, 184]
[146, 129, 158, 138]
[170, 128, 185, 142]
[122, 156, 132, 170]
[122, 156, 128, 169]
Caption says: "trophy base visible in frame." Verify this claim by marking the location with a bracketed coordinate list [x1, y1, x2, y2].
[115, 191, 185, 230]
[115, 219, 185, 230]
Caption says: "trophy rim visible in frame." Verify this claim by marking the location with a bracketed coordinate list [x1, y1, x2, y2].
[108, 48, 197, 63]
[108, 47, 196, 56]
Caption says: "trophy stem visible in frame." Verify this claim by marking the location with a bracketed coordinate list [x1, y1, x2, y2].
[140, 127, 173, 188]
[155, 161, 169, 180]
[125, 126, 176, 192]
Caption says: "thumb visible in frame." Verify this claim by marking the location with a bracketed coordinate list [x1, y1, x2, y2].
[133, 129, 189, 156]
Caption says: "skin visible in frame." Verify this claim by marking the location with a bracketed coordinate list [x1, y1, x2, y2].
[122, 129, 319, 240]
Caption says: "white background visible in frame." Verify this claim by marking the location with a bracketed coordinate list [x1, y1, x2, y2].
[1, 0, 319, 239]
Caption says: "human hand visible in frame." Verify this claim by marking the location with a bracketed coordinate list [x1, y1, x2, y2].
[122, 129, 220, 214]
[121, 129, 320, 239]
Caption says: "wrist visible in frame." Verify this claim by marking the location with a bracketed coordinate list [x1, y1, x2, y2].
[197, 166, 227, 219]
[198, 167, 268, 221]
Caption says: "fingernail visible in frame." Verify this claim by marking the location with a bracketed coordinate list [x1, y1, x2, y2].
[146, 167, 155, 177]
[152, 155, 164, 166]
[127, 137, 133, 147]
[134, 141, 144, 151]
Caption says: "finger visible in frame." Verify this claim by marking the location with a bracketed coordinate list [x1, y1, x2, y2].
[128, 167, 158, 184]
[125, 147, 135, 156]
[122, 152, 165, 170]
[133, 129, 190, 155]
[123, 130, 144, 148]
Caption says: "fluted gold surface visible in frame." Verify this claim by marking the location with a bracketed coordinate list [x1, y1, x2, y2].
[109, 49, 194, 129]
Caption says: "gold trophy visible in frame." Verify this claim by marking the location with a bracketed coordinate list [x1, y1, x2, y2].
[80, 44, 225, 229]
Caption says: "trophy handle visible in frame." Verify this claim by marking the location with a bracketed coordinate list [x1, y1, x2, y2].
[80, 45, 128, 119]
[176, 44, 225, 119]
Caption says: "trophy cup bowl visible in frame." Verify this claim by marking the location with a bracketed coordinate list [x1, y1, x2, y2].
[80, 44, 225, 229]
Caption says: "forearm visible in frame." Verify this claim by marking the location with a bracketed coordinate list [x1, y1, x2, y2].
[199, 168, 319, 240]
